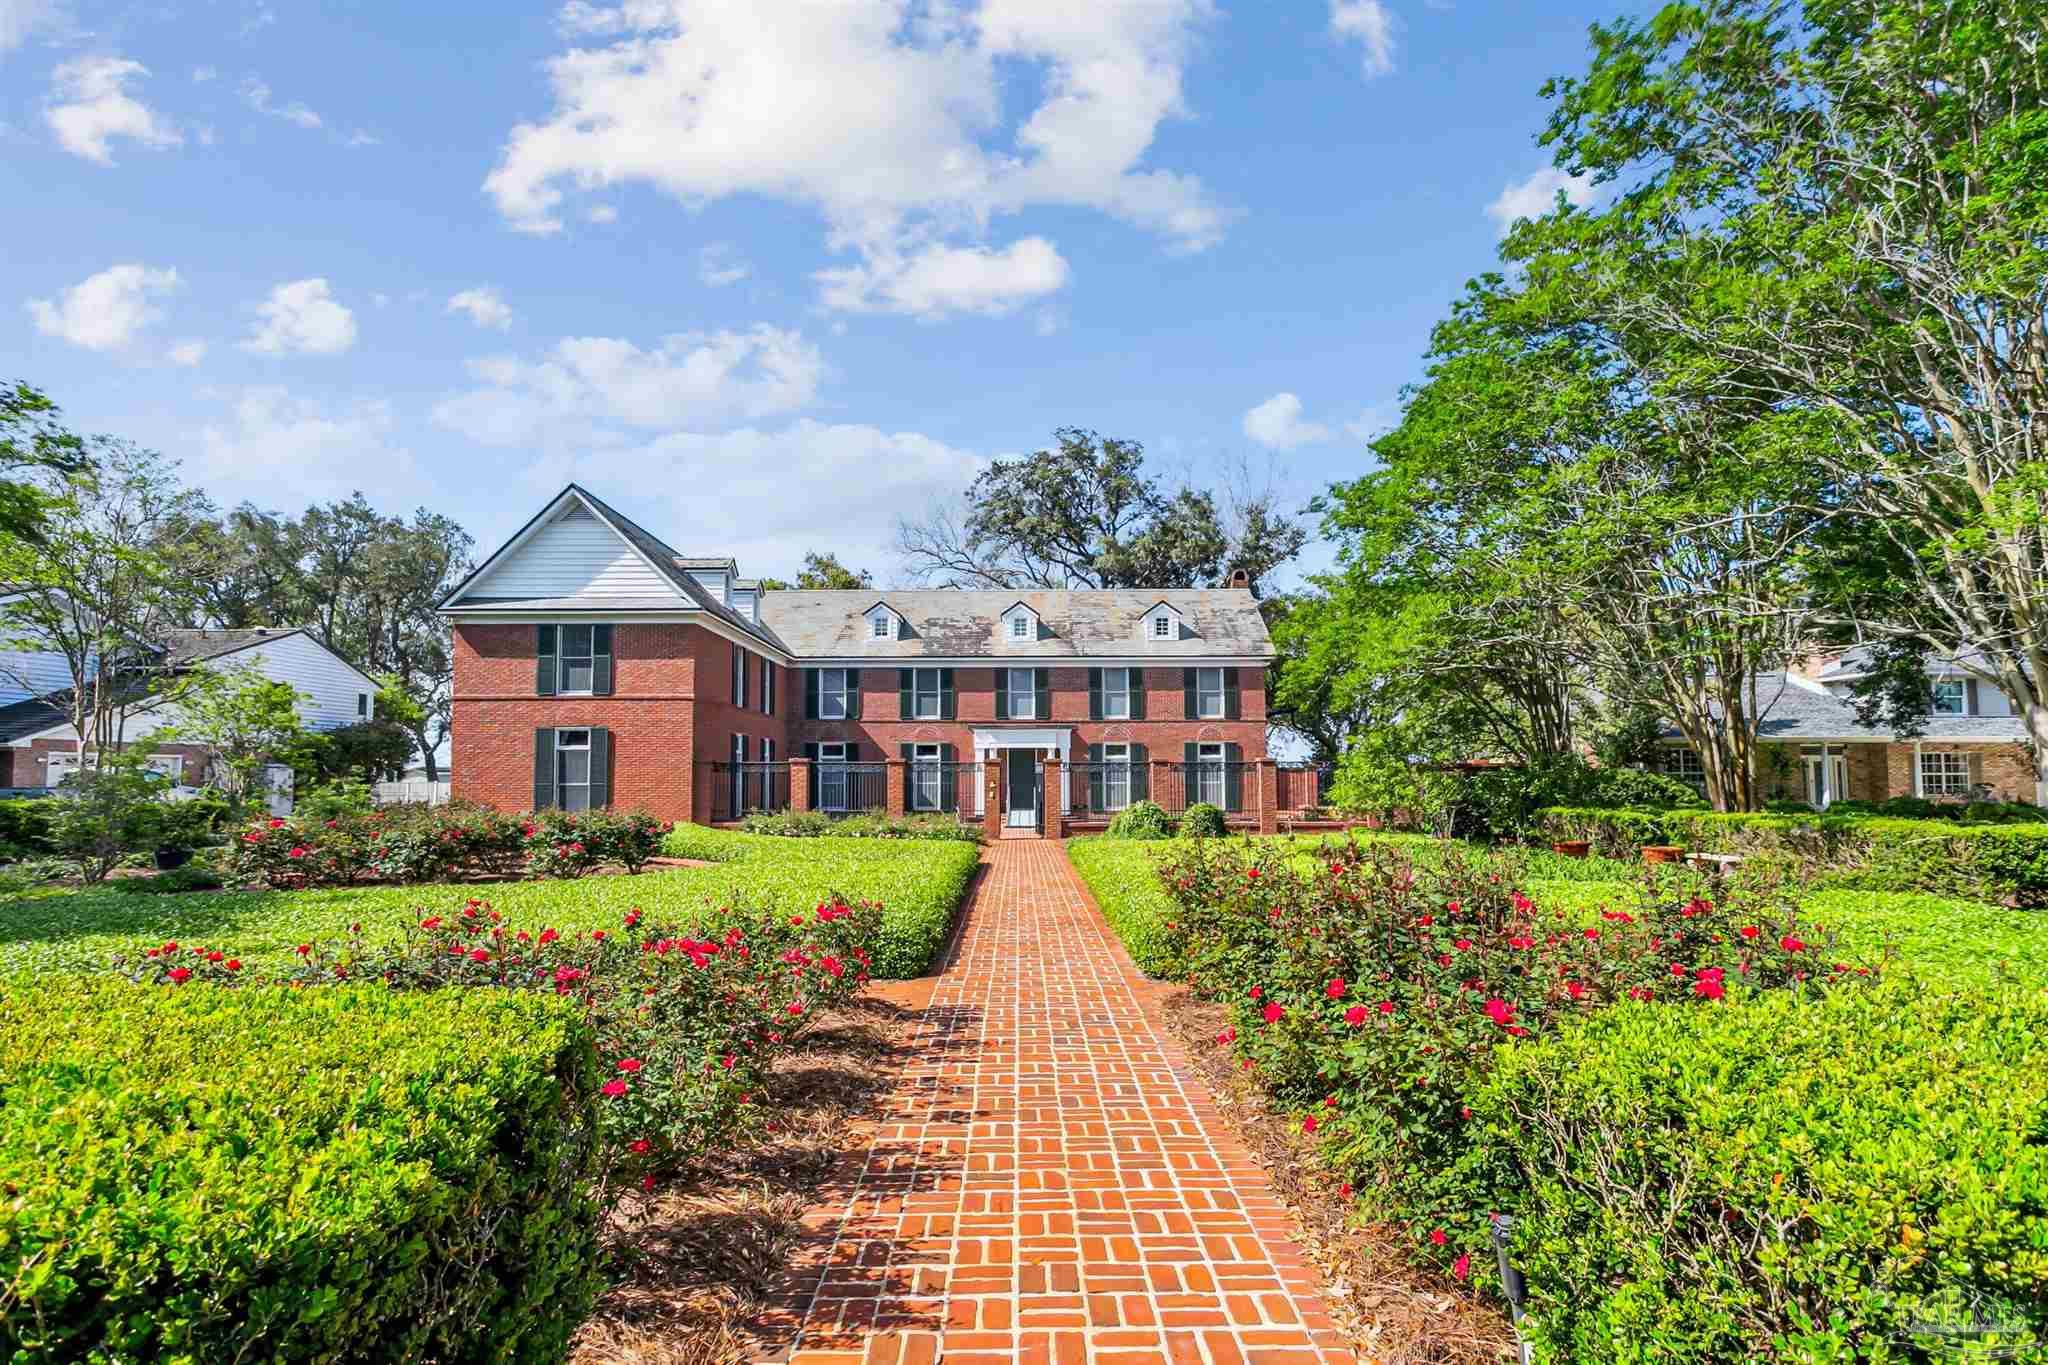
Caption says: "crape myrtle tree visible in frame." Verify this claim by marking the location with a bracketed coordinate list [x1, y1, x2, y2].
[1540, 0, 2048, 800]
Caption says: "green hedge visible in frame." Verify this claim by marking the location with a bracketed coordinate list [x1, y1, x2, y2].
[1479, 978, 2048, 1360]
[0, 977, 602, 1362]
[1066, 837, 1183, 976]
[1536, 806, 2048, 903]
[0, 796, 56, 858]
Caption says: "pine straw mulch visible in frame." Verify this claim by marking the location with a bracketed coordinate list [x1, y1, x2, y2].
[1159, 990, 1521, 1365]
[568, 992, 923, 1365]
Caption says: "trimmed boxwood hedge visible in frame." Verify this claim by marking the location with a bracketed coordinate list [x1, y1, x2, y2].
[0, 977, 603, 1363]
[1478, 978, 2048, 1360]
[1536, 806, 2048, 904]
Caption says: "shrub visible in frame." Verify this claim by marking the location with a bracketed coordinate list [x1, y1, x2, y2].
[1067, 837, 1182, 974]
[110, 862, 226, 894]
[1462, 758, 1704, 839]
[739, 809, 835, 838]
[740, 809, 984, 843]
[45, 754, 171, 882]
[0, 976, 603, 1362]
[659, 822, 759, 862]
[227, 802, 666, 887]
[1105, 800, 1171, 839]
[1478, 978, 2048, 1360]
[1180, 802, 1226, 837]
[0, 796, 56, 860]
[1155, 838, 1852, 1279]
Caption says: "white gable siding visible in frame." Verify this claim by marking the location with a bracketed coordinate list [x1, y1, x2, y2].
[467, 503, 680, 603]
[0, 646, 76, 704]
[109, 633, 374, 741]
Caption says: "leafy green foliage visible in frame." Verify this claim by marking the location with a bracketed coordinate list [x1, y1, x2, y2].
[1479, 980, 2048, 1360]
[1103, 800, 1171, 839]
[0, 977, 603, 1362]
[227, 802, 665, 886]
[1066, 837, 1186, 976]
[157, 661, 315, 799]
[737, 809, 983, 843]
[1458, 758, 1703, 838]
[1180, 802, 1226, 838]
[0, 797, 56, 859]
[46, 752, 175, 882]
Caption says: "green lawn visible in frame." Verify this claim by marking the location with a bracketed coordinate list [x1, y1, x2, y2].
[1069, 833, 2048, 990]
[1, 826, 980, 980]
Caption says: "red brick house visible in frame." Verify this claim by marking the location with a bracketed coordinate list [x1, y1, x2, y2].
[439, 486, 1286, 833]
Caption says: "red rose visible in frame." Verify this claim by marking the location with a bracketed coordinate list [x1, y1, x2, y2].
[224, 959, 241, 971]
[601, 1080, 629, 1098]
[1262, 1003, 1284, 1023]
[1739, 925, 1761, 940]
[1429, 1228, 1447, 1246]
[1301, 1116, 1318, 1134]
[1377, 999, 1395, 1014]
[167, 967, 192, 984]
[1344, 1005, 1367, 1027]
[1452, 1253, 1471, 1280]
[617, 1057, 643, 1073]
[1325, 977, 1346, 999]
[1780, 935, 1806, 953]
[1483, 998, 1516, 1027]
[469, 948, 490, 962]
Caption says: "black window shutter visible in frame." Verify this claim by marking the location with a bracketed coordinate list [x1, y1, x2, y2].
[1184, 741, 1198, 769]
[740, 650, 751, 710]
[1130, 668, 1146, 719]
[804, 742, 819, 806]
[1965, 679, 1980, 716]
[900, 742, 914, 762]
[1131, 742, 1150, 800]
[940, 742, 957, 811]
[591, 726, 612, 808]
[1224, 741, 1243, 810]
[846, 668, 862, 719]
[1088, 741, 1104, 811]
[1224, 667, 1241, 720]
[940, 668, 955, 720]
[591, 624, 613, 696]
[762, 660, 774, 715]
[1034, 668, 1050, 721]
[899, 669, 914, 719]
[995, 668, 1009, 720]
[533, 728, 556, 809]
[1088, 668, 1103, 721]
[805, 668, 820, 719]
[1183, 668, 1197, 719]
[536, 626, 558, 696]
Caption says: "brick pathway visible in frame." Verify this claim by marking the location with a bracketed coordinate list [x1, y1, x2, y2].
[751, 840, 1352, 1365]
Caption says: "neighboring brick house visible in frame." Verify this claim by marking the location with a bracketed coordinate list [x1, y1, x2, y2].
[0, 626, 381, 792]
[1656, 649, 2042, 807]
[438, 485, 1284, 832]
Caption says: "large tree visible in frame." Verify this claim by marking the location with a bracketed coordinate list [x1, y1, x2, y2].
[757, 552, 874, 591]
[897, 428, 1306, 591]
[0, 382, 87, 547]
[1540, 0, 2048, 801]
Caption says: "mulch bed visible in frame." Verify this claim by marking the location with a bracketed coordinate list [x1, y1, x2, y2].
[569, 992, 923, 1365]
[1160, 991, 1520, 1365]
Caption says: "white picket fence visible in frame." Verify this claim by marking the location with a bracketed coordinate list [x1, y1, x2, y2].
[372, 779, 452, 806]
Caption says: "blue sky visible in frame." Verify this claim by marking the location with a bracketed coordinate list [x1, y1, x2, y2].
[1, 0, 1613, 590]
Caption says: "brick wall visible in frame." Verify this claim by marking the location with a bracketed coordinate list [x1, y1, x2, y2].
[1881, 740, 2037, 802]
[3, 738, 217, 788]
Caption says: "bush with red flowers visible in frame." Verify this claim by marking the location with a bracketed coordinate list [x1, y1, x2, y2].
[227, 801, 666, 888]
[1154, 837, 1863, 1288]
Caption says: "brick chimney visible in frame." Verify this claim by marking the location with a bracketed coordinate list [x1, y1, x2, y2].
[1227, 568, 1253, 592]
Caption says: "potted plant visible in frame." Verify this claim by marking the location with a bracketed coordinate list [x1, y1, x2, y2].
[1641, 844, 1686, 865]
[1550, 838, 1591, 858]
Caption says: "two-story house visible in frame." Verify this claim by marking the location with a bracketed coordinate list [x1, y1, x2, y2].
[437, 485, 1282, 831]
[1655, 648, 2041, 807]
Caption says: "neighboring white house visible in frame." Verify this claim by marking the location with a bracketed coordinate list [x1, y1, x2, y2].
[0, 626, 381, 791]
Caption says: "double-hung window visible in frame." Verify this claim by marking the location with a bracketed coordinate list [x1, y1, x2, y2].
[818, 668, 850, 719]
[910, 668, 943, 720]
[1931, 679, 1968, 715]
[1101, 668, 1132, 719]
[1918, 750, 1972, 798]
[872, 614, 891, 640]
[559, 626, 597, 695]
[1659, 747, 1706, 794]
[760, 659, 776, 714]
[1101, 742, 1132, 810]
[1151, 614, 1172, 639]
[1006, 668, 1037, 720]
[911, 742, 942, 811]
[1009, 613, 1030, 640]
[731, 645, 751, 709]
[1195, 667, 1225, 720]
[818, 742, 848, 811]
[1194, 741, 1226, 807]
[556, 729, 594, 812]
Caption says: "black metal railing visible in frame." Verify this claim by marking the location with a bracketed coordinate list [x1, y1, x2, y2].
[1159, 761, 1252, 816]
[902, 761, 980, 824]
[814, 762, 887, 816]
[707, 762, 791, 822]
[1065, 761, 1150, 818]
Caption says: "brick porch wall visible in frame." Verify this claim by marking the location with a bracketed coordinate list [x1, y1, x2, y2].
[1881, 740, 2037, 802]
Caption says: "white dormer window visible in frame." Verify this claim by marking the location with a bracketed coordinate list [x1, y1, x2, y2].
[999, 602, 1039, 643]
[866, 604, 900, 640]
[1151, 615, 1172, 638]
[1010, 614, 1029, 639]
[1143, 601, 1184, 641]
[872, 614, 891, 639]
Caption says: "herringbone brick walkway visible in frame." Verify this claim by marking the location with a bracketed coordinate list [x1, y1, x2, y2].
[750, 840, 1352, 1365]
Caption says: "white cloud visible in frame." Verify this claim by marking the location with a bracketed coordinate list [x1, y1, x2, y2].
[446, 286, 513, 330]
[1329, 0, 1396, 78]
[26, 263, 179, 350]
[522, 419, 987, 573]
[240, 77, 322, 129]
[696, 243, 748, 288]
[242, 278, 357, 354]
[193, 387, 427, 505]
[433, 326, 824, 445]
[1242, 392, 1331, 451]
[44, 56, 181, 164]
[483, 0, 1225, 315]
[191, 64, 216, 82]
[344, 129, 380, 147]
[586, 203, 618, 223]
[1486, 165, 1597, 235]
[816, 237, 1068, 319]
[1, 0, 65, 53]
[167, 339, 207, 366]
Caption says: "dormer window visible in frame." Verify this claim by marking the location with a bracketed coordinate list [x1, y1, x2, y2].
[1010, 614, 1029, 639]
[1143, 601, 1184, 641]
[999, 601, 1039, 644]
[873, 614, 892, 639]
[1151, 615, 1172, 639]
[865, 603, 901, 641]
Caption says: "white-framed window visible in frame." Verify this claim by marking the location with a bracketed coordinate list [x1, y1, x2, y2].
[556, 729, 594, 812]
[1151, 613, 1172, 639]
[1194, 741, 1226, 806]
[731, 645, 751, 709]
[909, 667, 943, 720]
[559, 625, 597, 695]
[1101, 667, 1131, 719]
[1195, 667, 1225, 720]
[911, 742, 942, 811]
[1931, 679, 1968, 715]
[1009, 612, 1030, 639]
[818, 741, 848, 811]
[1006, 667, 1037, 720]
[760, 659, 776, 715]
[1101, 742, 1132, 810]
[1658, 747, 1706, 792]
[818, 668, 850, 720]
[145, 754, 184, 783]
[761, 737, 775, 764]
[357, 692, 369, 718]
[1918, 750, 1973, 798]
[871, 612, 892, 639]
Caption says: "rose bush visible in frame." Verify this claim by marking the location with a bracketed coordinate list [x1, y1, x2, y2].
[228, 801, 666, 888]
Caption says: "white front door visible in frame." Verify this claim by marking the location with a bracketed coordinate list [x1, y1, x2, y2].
[1804, 753, 1849, 808]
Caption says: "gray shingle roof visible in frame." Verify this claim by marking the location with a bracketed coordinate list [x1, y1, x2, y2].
[1661, 673, 2027, 742]
[756, 589, 1273, 660]
[160, 627, 306, 667]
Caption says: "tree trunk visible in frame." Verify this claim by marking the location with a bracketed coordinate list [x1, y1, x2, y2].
[2025, 699, 2048, 807]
